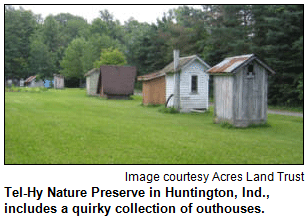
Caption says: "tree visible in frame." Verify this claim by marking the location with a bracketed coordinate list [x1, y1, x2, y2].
[99, 9, 124, 43]
[94, 48, 127, 68]
[202, 5, 253, 65]
[29, 32, 54, 80]
[42, 16, 60, 53]
[5, 6, 36, 78]
[251, 5, 303, 106]
[60, 38, 87, 86]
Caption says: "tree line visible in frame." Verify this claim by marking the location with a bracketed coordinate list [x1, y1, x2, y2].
[5, 5, 303, 106]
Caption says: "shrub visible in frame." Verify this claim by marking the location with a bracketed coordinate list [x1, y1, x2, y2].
[158, 106, 179, 114]
[220, 121, 233, 128]
[5, 86, 48, 93]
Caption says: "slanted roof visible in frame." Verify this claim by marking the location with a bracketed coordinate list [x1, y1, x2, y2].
[84, 68, 99, 77]
[137, 71, 165, 81]
[138, 55, 211, 81]
[162, 55, 211, 73]
[54, 74, 64, 78]
[207, 54, 275, 74]
[25, 76, 36, 83]
[99, 66, 137, 95]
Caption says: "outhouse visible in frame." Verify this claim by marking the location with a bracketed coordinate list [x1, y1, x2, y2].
[24, 76, 44, 87]
[53, 74, 64, 89]
[138, 50, 211, 112]
[85, 68, 100, 96]
[97, 66, 137, 99]
[207, 54, 275, 127]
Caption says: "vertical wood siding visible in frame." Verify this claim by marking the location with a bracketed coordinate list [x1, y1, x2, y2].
[233, 62, 267, 124]
[54, 76, 64, 89]
[142, 76, 166, 105]
[214, 75, 233, 121]
[86, 70, 100, 96]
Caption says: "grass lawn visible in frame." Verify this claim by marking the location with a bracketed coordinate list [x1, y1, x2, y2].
[268, 105, 303, 113]
[5, 89, 303, 164]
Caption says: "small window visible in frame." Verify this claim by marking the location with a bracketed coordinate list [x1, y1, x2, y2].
[191, 75, 198, 93]
[247, 64, 254, 76]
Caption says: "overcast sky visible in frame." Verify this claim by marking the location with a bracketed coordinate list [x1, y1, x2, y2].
[15, 5, 203, 24]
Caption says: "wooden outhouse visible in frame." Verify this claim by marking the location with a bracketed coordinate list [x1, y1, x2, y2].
[207, 54, 275, 127]
[138, 50, 211, 112]
[24, 76, 44, 87]
[97, 66, 137, 99]
[53, 74, 64, 89]
[85, 68, 100, 96]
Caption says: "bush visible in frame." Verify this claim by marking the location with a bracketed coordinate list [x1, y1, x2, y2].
[220, 121, 233, 129]
[158, 106, 179, 114]
[5, 86, 48, 93]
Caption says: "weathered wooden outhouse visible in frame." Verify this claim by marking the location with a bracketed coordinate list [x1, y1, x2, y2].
[24, 76, 44, 87]
[207, 54, 275, 127]
[53, 74, 64, 89]
[138, 50, 211, 112]
[85, 68, 100, 96]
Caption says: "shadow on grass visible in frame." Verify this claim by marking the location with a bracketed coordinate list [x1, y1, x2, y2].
[220, 122, 272, 129]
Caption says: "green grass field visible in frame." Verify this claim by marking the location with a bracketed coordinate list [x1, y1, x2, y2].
[5, 89, 303, 164]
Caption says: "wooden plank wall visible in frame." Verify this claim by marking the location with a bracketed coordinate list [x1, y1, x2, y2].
[142, 76, 166, 105]
[214, 75, 233, 121]
[86, 71, 100, 96]
[233, 61, 267, 125]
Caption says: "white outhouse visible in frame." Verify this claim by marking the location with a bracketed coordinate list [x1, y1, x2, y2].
[138, 50, 211, 112]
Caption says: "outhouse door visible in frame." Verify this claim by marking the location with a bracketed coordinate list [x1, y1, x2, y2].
[244, 76, 256, 120]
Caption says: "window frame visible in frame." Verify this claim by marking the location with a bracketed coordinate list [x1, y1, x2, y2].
[191, 75, 198, 93]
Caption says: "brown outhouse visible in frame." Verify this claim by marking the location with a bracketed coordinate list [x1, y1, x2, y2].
[137, 72, 166, 105]
[97, 66, 137, 99]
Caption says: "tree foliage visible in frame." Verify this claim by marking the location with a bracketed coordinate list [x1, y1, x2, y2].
[60, 37, 86, 80]
[4, 5, 303, 105]
[94, 48, 127, 68]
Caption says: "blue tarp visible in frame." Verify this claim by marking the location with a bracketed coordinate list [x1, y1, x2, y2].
[44, 80, 54, 88]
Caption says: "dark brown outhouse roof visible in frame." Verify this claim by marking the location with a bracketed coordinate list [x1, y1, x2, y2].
[99, 66, 137, 95]
[207, 54, 275, 74]
[138, 55, 211, 81]
[25, 76, 36, 83]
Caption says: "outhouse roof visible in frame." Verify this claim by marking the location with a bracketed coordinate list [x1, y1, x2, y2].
[25, 76, 36, 83]
[137, 71, 165, 81]
[138, 55, 211, 81]
[207, 54, 275, 74]
[53, 74, 64, 78]
[99, 66, 137, 95]
[84, 68, 99, 77]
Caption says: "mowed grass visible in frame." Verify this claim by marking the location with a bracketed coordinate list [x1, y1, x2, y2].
[5, 89, 303, 164]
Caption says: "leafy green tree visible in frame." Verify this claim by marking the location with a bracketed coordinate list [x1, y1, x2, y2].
[5, 6, 36, 78]
[60, 37, 87, 86]
[94, 48, 127, 68]
[29, 32, 54, 80]
[42, 16, 60, 53]
[254, 5, 303, 106]
[202, 5, 253, 64]
[99, 9, 124, 43]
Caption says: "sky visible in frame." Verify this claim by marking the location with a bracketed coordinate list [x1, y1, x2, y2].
[15, 5, 203, 24]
